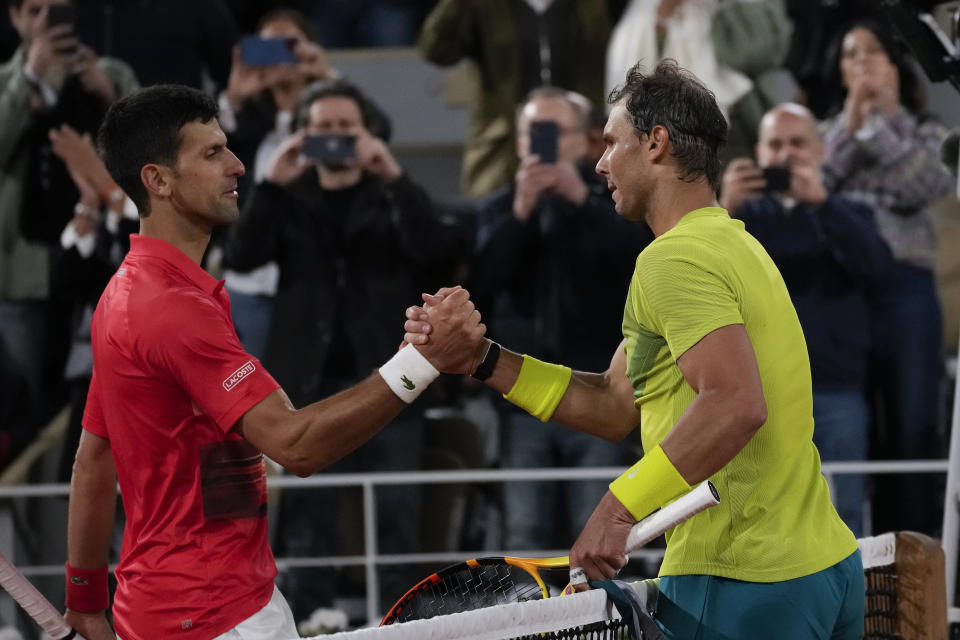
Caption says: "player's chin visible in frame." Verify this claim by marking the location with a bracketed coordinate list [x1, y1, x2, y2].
[212, 202, 240, 226]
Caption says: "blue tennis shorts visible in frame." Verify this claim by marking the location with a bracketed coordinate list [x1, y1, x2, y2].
[656, 550, 864, 640]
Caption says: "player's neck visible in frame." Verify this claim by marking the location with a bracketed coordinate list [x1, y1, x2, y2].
[646, 179, 718, 237]
[138, 206, 212, 266]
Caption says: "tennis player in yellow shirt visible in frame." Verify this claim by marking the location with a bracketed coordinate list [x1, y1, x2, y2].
[406, 59, 864, 639]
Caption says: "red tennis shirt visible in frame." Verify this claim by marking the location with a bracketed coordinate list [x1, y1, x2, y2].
[83, 235, 280, 639]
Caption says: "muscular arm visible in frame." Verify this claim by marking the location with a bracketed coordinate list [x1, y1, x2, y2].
[661, 323, 767, 483]
[237, 287, 486, 477]
[482, 338, 641, 441]
[568, 324, 766, 584]
[65, 430, 118, 639]
[67, 430, 117, 571]
[482, 322, 765, 477]
[234, 378, 406, 477]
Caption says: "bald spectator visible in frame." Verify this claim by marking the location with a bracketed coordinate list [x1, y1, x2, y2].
[721, 103, 890, 536]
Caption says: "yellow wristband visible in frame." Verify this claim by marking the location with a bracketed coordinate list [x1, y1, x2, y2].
[609, 444, 692, 520]
[503, 355, 572, 421]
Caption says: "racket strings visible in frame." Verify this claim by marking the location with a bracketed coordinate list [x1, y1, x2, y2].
[392, 564, 546, 623]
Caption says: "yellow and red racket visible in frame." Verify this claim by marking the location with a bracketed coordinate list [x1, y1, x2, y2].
[381, 480, 719, 625]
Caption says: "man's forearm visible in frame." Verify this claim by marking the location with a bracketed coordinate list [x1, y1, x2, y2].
[661, 387, 765, 485]
[67, 444, 117, 569]
[292, 374, 409, 473]
[484, 345, 639, 441]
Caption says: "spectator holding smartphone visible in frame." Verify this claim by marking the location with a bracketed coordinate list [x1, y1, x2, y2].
[217, 9, 339, 358]
[223, 79, 464, 620]
[470, 87, 653, 550]
[720, 103, 890, 536]
[0, 0, 137, 427]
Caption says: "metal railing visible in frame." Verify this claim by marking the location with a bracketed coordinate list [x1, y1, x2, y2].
[0, 460, 952, 626]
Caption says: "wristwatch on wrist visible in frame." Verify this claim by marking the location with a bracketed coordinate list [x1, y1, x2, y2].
[472, 341, 501, 381]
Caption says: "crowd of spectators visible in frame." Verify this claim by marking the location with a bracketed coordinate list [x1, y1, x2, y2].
[1, 0, 957, 629]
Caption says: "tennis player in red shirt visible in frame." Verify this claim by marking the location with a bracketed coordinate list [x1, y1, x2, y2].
[63, 84, 485, 640]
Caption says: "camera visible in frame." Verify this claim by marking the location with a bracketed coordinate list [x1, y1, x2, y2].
[529, 120, 559, 163]
[303, 134, 357, 169]
[762, 165, 791, 193]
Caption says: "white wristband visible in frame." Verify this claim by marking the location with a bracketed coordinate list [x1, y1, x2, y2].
[378, 344, 440, 403]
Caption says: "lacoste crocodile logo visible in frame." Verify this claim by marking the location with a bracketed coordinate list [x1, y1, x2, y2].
[401, 375, 415, 391]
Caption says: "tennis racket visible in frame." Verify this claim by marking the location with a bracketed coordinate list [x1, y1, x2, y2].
[381, 480, 720, 625]
[0, 549, 84, 639]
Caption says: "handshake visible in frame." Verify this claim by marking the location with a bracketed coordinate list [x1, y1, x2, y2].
[400, 286, 490, 377]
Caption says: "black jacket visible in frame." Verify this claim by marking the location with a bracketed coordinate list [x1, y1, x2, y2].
[734, 194, 891, 389]
[224, 171, 464, 405]
[470, 164, 653, 372]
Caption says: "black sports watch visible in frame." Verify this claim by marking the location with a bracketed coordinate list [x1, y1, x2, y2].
[471, 341, 501, 381]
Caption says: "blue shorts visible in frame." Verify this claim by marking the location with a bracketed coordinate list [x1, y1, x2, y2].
[656, 550, 864, 640]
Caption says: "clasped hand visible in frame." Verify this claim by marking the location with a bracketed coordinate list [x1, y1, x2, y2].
[403, 286, 487, 375]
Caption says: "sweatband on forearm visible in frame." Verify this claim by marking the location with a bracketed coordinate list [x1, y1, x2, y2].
[65, 562, 109, 612]
[378, 344, 440, 403]
[502, 355, 572, 421]
[609, 444, 692, 521]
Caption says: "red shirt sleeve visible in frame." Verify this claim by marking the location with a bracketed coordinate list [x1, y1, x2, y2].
[81, 371, 109, 438]
[140, 288, 280, 432]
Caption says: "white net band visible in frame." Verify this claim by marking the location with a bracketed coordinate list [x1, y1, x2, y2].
[858, 533, 897, 570]
[310, 585, 623, 640]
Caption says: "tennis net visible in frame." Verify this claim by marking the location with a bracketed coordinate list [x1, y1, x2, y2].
[859, 531, 947, 640]
[308, 579, 661, 640]
[305, 531, 946, 640]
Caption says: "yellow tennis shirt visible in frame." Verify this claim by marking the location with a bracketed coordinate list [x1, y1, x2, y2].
[622, 207, 857, 582]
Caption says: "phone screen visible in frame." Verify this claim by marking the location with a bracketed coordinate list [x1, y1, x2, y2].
[46, 4, 76, 55]
[239, 36, 298, 67]
[529, 120, 559, 164]
[762, 165, 791, 193]
[303, 134, 357, 167]
[46, 4, 75, 28]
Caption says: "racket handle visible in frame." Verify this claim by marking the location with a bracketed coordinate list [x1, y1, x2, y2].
[0, 551, 83, 639]
[624, 481, 720, 554]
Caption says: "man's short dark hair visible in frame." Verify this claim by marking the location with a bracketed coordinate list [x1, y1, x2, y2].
[608, 59, 728, 193]
[97, 84, 219, 216]
[295, 79, 392, 142]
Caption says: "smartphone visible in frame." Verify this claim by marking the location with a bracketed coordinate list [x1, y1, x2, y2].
[762, 165, 791, 193]
[45, 4, 77, 55]
[529, 120, 559, 163]
[46, 3, 75, 28]
[239, 36, 298, 67]
[303, 134, 357, 166]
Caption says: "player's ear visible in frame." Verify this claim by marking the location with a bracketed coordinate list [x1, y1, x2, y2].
[141, 164, 174, 199]
[648, 126, 669, 160]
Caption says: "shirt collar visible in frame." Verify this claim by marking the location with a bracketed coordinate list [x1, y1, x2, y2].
[676, 206, 728, 226]
[128, 234, 224, 297]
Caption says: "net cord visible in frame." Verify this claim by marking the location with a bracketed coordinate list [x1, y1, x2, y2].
[859, 533, 897, 570]
[314, 586, 622, 640]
